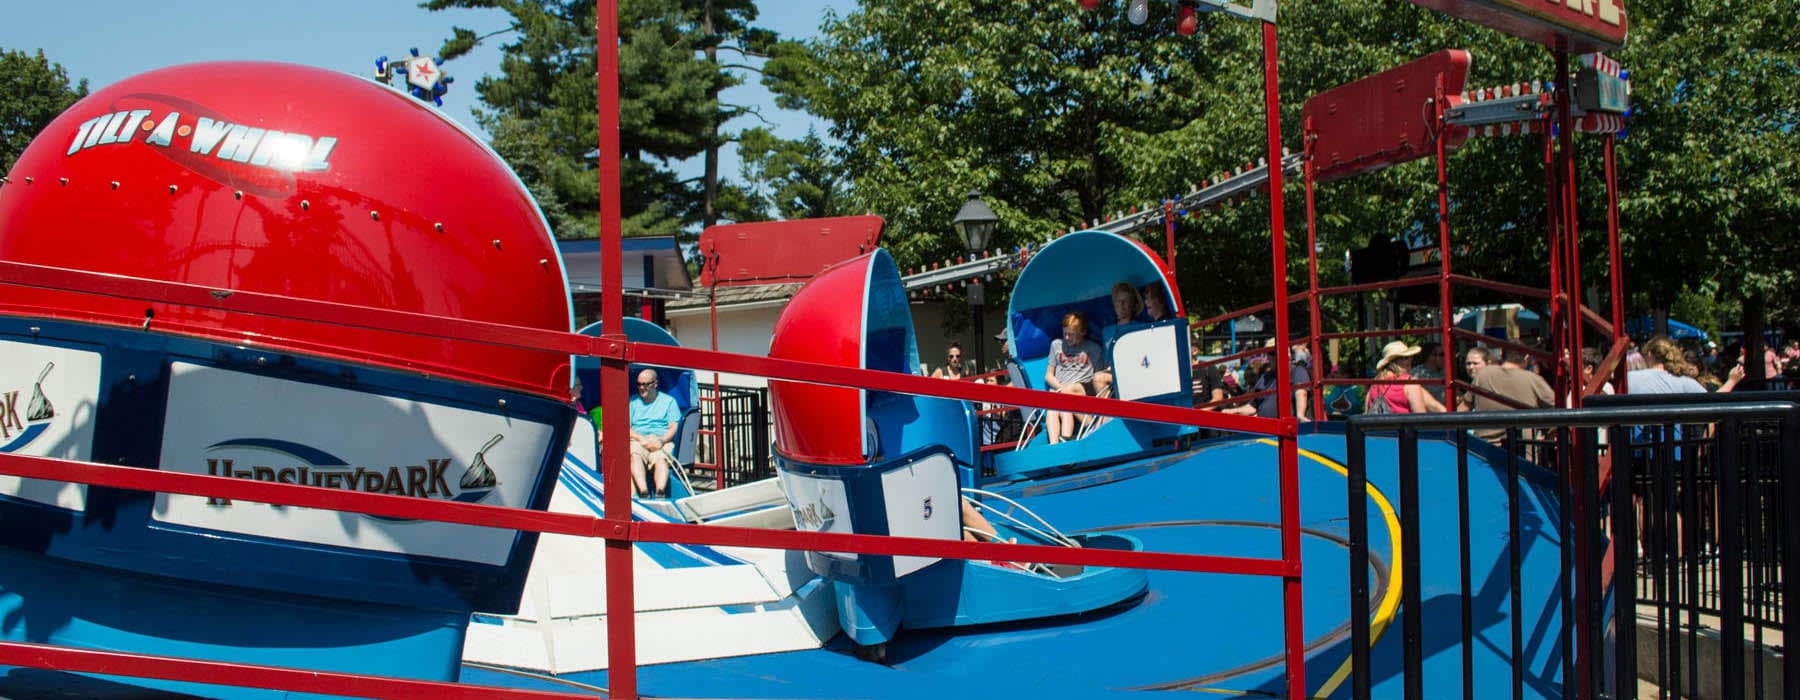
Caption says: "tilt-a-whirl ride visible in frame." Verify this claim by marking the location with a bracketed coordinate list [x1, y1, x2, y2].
[0, 0, 1636, 697]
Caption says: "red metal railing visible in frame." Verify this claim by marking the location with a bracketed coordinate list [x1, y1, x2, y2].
[0, 256, 1301, 699]
[0, 6, 1311, 700]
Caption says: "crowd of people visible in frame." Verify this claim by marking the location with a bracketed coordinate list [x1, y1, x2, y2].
[929, 286, 1800, 449]
[1188, 335, 1800, 426]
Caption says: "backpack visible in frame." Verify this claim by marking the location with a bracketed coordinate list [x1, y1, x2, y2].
[1364, 385, 1395, 415]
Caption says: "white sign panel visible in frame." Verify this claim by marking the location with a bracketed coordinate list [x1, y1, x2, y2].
[778, 468, 854, 561]
[1112, 325, 1183, 401]
[154, 362, 557, 566]
[879, 453, 961, 578]
[0, 340, 101, 510]
[568, 415, 598, 473]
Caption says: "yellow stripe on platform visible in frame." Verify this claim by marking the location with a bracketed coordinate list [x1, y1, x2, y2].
[1253, 438, 1404, 700]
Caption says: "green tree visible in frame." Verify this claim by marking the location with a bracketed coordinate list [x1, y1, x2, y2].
[763, 1, 1245, 271]
[1613, 0, 1800, 342]
[425, 0, 767, 238]
[0, 48, 88, 173]
[763, 1, 1559, 316]
[736, 127, 849, 220]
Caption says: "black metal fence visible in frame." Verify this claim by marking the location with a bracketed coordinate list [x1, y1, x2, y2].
[1344, 395, 1800, 700]
[694, 384, 772, 489]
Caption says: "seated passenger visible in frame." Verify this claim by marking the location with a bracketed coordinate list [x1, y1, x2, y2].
[961, 498, 1003, 542]
[1044, 311, 1108, 444]
[1108, 281, 1142, 332]
[1367, 341, 1447, 414]
[1093, 282, 1141, 397]
[931, 342, 967, 380]
[1141, 282, 1173, 323]
[629, 368, 681, 497]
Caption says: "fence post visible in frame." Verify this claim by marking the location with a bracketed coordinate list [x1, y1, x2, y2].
[1506, 427, 1523, 700]
[1610, 422, 1637, 700]
[1455, 430, 1474, 700]
[1346, 422, 1371, 700]
[1399, 427, 1422, 700]
[1718, 418, 1745, 700]
[1784, 409, 1800, 697]
[753, 388, 770, 481]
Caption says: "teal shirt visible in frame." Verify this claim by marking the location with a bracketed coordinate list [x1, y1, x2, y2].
[629, 391, 680, 436]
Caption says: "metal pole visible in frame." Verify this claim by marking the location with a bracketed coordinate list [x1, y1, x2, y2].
[971, 280, 987, 375]
[1604, 135, 1627, 394]
[1543, 121, 1565, 401]
[1554, 48, 1594, 700]
[1164, 199, 1178, 278]
[1434, 78, 1455, 411]
[596, 2, 639, 697]
[1260, 21, 1306, 700]
[1303, 120, 1324, 422]
[1347, 424, 1371, 700]
[1400, 428, 1423, 700]
[1560, 50, 1585, 411]
[711, 280, 725, 490]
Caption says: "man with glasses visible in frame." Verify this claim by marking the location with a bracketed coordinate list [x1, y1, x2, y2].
[629, 368, 681, 497]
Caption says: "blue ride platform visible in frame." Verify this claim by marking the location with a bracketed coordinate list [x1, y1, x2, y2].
[467, 427, 1575, 700]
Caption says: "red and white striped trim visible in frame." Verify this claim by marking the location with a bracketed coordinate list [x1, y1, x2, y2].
[1580, 53, 1622, 78]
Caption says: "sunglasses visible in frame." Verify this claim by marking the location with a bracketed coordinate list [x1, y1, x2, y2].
[637, 381, 658, 387]
[947, 354, 962, 360]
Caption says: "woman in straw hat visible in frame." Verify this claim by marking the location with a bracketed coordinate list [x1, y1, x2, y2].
[1367, 341, 1447, 414]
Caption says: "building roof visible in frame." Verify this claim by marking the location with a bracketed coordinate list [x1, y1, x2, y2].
[559, 236, 694, 296]
[667, 282, 806, 311]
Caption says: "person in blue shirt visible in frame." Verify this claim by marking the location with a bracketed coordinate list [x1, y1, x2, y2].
[629, 368, 681, 497]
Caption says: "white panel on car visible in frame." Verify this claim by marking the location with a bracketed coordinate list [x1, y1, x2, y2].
[0, 340, 101, 511]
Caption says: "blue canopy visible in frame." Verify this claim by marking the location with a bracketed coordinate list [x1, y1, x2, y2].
[1005, 230, 1177, 362]
[1625, 317, 1709, 342]
[573, 317, 697, 411]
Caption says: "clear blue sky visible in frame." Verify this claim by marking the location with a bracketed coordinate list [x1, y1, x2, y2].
[0, 0, 849, 186]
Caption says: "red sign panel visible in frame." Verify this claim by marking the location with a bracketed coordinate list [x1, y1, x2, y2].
[1409, 0, 1628, 52]
[698, 215, 884, 287]
[1303, 50, 1472, 183]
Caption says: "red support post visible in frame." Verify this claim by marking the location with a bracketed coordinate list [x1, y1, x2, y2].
[1164, 199, 1178, 277]
[1554, 46, 1595, 700]
[1560, 51, 1585, 411]
[596, 2, 639, 698]
[1434, 77, 1456, 411]
[1543, 122, 1565, 402]
[1260, 21, 1306, 700]
[1605, 135, 1627, 394]
[1303, 120, 1324, 422]
[711, 286, 726, 489]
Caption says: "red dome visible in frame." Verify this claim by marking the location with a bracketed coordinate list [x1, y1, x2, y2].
[768, 253, 873, 466]
[0, 62, 572, 398]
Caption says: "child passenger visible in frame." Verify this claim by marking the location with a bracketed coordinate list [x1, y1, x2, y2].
[1109, 282, 1142, 326]
[1141, 283, 1173, 322]
[1044, 311, 1108, 444]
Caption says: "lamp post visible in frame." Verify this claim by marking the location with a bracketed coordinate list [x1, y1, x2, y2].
[952, 191, 998, 374]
